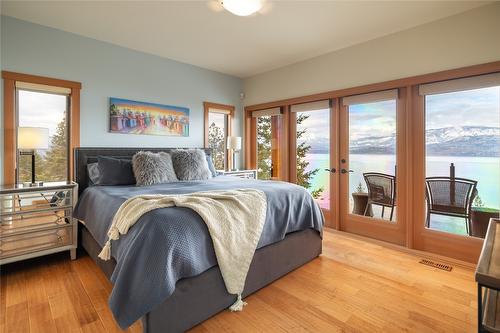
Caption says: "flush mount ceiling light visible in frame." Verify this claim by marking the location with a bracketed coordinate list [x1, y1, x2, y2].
[221, 0, 263, 16]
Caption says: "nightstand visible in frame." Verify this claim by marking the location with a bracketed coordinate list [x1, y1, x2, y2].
[218, 170, 257, 179]
[0, 181, 78, 265]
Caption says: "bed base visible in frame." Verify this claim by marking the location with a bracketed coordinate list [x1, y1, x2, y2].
[80, 224, 322, 333]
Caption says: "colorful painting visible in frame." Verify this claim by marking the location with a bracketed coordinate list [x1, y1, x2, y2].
[109, 97, 189, 136]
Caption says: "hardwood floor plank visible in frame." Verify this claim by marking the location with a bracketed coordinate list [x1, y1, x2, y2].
[0, 231, 478, 332]
[5, 302, 29, 333]
[28, 303, 57, 333]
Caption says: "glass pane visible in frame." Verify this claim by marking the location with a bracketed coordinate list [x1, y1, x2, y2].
[425, 86, 500, 238]
[348, 100, 397, 222]
[257, 116, 272, 180]
[207, 112, 227, 170]
[17, 90, 68, 183]
[296, 109, 330, 209]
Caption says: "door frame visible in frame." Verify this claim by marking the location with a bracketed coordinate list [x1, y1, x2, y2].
[338, 88, 408, 246]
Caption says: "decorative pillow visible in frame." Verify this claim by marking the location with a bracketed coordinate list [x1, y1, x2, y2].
[87, 162, 101, 185]
[206, 154, 218, 177]
[132, 151, 178, 186]
[171, 149, 212, 181]
[97, 156, 136, 185]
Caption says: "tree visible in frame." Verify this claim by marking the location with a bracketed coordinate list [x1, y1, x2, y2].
[256, 114, 323, 199]
[42, 117, 68, 181]
[208, 121, 226, 170]
[296, 114, 324, 199]
[18, 151, 45, 183]
[473, 194, 484, 208]
[257, 116, 272, 180]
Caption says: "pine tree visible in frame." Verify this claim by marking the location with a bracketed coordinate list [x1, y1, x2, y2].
[41, 117, 68, 181]
[257, 116, 272, 180]
[296, 114, 324, 199]
[18, 151, 45, 183]
[208, 121, 226, 170]
[256, 114, 323, 198]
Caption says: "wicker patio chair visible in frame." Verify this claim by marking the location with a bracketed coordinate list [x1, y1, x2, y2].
[425, 177, 477, 235]
[363, 172, 396, 221]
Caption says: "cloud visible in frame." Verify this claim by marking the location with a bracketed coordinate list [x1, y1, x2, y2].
[426, 86, 500, 129]
[18, 90, 67, 137]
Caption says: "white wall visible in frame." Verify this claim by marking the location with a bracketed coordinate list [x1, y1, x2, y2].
[0, 16, 244, 183]
[243, 3, 500, 105]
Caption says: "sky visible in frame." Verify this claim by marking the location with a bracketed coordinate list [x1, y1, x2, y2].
[209, 112, 226, 132]
[349, 100, 396, 140]
[294, 85, 500, 152]
[297, 108, 330, 145]
[18, 90, 67, 138]
[425, 86, 500, 130]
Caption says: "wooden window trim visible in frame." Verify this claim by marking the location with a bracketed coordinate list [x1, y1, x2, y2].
[243, 61, 500, 263]
[2, 71, 81, 185]
[203, 101, 235, 170]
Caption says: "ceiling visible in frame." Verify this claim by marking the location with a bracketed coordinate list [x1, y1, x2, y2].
[1, 1, 490, 78]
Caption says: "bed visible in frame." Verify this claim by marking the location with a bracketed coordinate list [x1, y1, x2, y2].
[73, 147, 323, 333]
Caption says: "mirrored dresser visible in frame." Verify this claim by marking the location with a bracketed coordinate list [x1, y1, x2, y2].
[0, 181, 78, 265]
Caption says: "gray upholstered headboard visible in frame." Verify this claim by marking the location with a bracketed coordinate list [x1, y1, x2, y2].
[74, 147, 212, 194]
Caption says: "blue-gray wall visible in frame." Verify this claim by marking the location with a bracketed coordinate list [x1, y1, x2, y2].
[0, 16, 244, 182]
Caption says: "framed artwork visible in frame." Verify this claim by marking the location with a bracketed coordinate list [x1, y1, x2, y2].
[109, 97, 189, 136]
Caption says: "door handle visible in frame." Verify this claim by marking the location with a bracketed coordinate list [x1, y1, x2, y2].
[341, 169, 354, 174]
[324, 168, 336, 173]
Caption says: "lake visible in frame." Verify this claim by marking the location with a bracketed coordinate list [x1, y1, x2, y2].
[304, 153, 500, 214]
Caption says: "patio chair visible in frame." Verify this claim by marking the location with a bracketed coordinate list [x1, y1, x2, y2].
[363, 172, 396, 221]
[425, 177, 477, 235]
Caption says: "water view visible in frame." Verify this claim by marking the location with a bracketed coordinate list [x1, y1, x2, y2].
[305, 153, 500, 211]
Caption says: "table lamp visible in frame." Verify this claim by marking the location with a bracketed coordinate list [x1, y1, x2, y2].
[18, 127, 49, 186]
[227, 136, 242, 171]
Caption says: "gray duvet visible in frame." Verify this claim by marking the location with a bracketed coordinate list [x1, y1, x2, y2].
[73, 176, 324, 328]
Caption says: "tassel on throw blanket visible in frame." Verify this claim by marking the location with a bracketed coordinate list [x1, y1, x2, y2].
[99, 189, 267, 312]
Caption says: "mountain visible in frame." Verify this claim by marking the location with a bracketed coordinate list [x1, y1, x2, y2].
[304, 126, 500, 157]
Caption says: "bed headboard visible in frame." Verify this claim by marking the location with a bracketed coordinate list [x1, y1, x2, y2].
[74, 147, 213, 194]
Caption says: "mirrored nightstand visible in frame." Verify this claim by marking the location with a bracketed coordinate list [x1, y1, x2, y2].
[0, 181, 78, 265]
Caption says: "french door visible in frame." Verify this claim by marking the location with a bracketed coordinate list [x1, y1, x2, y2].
[289, 100, 338, 226]
[338, 89, 407, 245]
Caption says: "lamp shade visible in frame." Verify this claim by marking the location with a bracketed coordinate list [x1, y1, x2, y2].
[227, 136, 242, 151]
[18, 127, 49, 150]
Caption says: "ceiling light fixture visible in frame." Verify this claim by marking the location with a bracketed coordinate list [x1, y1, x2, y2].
[221, 0, 263, 16]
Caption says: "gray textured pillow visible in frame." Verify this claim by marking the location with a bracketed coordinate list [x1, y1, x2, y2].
[87, 162, 101, 185]
[171, 149, 212, 181]
[132, 151, 178, 186]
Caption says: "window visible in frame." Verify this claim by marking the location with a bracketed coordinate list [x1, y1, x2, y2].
[17, 88, 70, 183]
[204, 102, 234, 171]
[252, 108, 283, 180]
[421, 73, 500, 238]
[2, 72, 81, 184]
[243, 63, 500, 262]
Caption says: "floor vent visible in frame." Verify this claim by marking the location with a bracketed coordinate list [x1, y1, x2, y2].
[419, 259, 453, 271]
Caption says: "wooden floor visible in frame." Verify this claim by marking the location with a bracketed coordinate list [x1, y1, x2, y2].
[1, 230, 477, 332]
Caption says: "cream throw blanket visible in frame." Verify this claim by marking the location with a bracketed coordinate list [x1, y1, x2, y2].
[98, 189, 267, 311]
